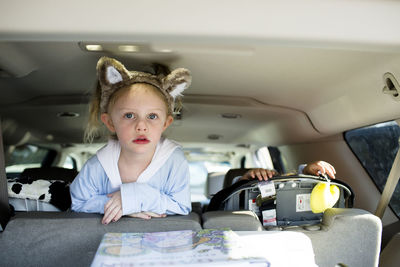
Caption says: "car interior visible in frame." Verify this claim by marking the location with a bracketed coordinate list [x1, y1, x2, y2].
[0, 1, 400, 266]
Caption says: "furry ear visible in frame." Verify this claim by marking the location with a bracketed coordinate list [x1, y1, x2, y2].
[96, 57, 131, 87]
[162, 68, 192, 99]
[106, 66, 123, 84]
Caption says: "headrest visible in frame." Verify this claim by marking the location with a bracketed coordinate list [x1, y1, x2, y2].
[20, 167, 78, 184]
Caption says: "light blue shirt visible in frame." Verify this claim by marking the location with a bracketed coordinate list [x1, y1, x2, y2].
[70, 148, 191, 215]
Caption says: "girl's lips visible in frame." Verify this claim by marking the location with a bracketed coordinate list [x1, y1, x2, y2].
[133, 138, 150, 144]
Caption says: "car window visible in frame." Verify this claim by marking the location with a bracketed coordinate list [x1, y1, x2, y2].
[5, 144, 52, 174]
[62, 156, 77, 170]
[344, 121, 400, 217]
[254, 146, 274, 170]
[189, 160, 231, 203]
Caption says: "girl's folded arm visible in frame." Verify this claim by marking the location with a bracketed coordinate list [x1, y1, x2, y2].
[70, 162, 110, 214]
[120, 160, 191, 215]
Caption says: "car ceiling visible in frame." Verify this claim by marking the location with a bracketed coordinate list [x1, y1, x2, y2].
[0, 0, 400, 147]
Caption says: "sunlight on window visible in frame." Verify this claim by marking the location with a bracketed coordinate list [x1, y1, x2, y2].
[189, 161, 231, 203]
[62, 156, 75, 169]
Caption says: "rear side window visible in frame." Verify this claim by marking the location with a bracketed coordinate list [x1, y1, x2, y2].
[344, 121, 400, 217]
[189, 161, 231, 203]
[5, 145, 51, 173]
[62, 156, 77, 170]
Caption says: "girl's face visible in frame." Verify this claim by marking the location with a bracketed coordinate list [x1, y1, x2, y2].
[101, 84, 173, 156]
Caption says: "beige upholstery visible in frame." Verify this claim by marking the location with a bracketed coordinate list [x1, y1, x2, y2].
[202, 210, 264, 231]
[0, 212, 202, 267]
[379, 232, 400, 267]
[0, 208, 382, 267]
[202, 208, 382, 267]
[292, 208, 382, 267]
[205, 172, 225, 198]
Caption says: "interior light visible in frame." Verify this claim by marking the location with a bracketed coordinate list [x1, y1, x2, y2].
[118, 45, 139, 52]
[159, 49, 172, 53]
[85, 45, 103, 51]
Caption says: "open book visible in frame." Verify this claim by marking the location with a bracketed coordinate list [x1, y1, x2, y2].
[91, 229, 270, 267]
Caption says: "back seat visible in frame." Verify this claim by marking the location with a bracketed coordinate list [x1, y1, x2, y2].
[205, 171, 225, 198]
[2, 167, 383, 267]
[20, 167, 78, 183]
[201, 208, 382, 267]
[0, 211, 202, 267]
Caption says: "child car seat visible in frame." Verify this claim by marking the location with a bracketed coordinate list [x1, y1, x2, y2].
[208, 174, 354, 227]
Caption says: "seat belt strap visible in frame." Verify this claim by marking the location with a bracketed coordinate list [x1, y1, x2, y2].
[0, 117, 11, 231]
[375, 119, 400, 219]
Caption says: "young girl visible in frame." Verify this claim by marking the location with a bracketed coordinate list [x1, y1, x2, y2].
[70, 57, 192, 224]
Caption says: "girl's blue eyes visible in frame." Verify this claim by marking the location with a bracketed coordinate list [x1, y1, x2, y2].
[147, 114, 158, 120]
[124, 113, 134, 119]
[123, 113, 158, 120]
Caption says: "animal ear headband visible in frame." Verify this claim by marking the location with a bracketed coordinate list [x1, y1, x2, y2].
[96, 57, 192, 114]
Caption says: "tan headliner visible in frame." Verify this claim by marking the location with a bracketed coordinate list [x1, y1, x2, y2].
[0, 0, 400, 146]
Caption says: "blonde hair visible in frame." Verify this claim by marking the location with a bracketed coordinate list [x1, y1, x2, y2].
[86, 58, 190, 143]
[84, 82, 172, 143]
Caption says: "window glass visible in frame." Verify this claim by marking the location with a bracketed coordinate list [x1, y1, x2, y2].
[344, 121, 400, 217]
[254, 146, 274, 170]
[62, 156, 76, 170]
[189, 161, 231, 203]
[5, 145, 51, 173]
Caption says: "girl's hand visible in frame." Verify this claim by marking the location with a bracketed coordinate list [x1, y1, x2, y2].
[128, 211, 167, 220]
[102, 191, 123, 225]
[303, 161, 336, 179]
[241, 168, 277, 181]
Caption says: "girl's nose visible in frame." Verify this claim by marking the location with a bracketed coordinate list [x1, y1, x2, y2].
[135, 119, 148, 132]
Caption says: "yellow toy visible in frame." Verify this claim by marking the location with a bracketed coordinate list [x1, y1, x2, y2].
[310, 181, 340, 213]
